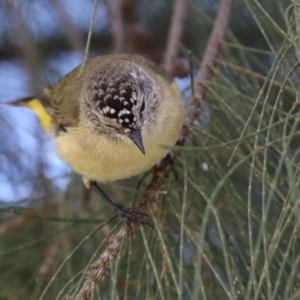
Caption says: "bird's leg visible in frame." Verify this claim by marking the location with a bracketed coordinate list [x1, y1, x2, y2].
[90, 180, 153, 228]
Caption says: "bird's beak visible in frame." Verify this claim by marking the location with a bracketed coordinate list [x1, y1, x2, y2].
[129, 128, 145, 155]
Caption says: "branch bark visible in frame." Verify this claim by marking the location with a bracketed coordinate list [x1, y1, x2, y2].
[164, 0, 187, 72]
[183, 0, 233, 134]
[102, 0, 124, 53]
[75, 0, 233, 298]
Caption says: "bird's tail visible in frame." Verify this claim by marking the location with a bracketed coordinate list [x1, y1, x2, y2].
[9, 96, 54, 133]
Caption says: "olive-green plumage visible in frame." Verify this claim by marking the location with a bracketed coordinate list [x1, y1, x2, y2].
[15, 54, 184, 184]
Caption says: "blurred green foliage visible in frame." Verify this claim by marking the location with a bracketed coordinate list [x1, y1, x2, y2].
[1, 0, 300, 299]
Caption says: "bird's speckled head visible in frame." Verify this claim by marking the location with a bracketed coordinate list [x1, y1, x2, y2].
[82, 59, 161, 152]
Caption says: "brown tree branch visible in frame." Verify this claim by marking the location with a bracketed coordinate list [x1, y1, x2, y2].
[74, 0, 233, 298]
[183, 0, 233, 131]
[4, 0, 40, 91]
[102, 0, 124, 53]
[164, 0, 187, 72]
[52, 0, 85, 54]
[36, 240, 61, 279]
[0, 215, 30, 235]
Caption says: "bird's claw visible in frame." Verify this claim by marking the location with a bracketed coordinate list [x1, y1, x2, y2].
[112, 203, 153, 229]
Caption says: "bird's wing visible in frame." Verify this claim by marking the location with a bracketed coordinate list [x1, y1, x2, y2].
[39, 68, 82, 131]
[12, 64, 85, 134]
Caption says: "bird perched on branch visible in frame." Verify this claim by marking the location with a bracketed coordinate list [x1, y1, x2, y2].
[12, 54, 184, 226]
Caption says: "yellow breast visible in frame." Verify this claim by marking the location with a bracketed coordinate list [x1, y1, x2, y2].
[19, 79, 183, 182]
[55, 125, 174, 182]
[55, 82, 183, 182]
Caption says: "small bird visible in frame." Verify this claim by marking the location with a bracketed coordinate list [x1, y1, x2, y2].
[12, 54, 184, 225]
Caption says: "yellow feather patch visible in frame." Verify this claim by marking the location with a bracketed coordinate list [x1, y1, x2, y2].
[24, 99, 54, 133]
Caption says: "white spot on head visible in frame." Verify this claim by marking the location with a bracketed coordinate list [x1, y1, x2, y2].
[125, 118, 129, 123]
[110, 108, 115, 114]
[118, 109, 128, 117]
[130, 72, 138, 79]
[103, 106, 111, 114]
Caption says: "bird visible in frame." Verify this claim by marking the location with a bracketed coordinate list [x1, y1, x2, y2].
[12, 54, 184, 226]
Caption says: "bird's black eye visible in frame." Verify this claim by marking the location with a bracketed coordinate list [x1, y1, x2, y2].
[140, 101, 145, 113]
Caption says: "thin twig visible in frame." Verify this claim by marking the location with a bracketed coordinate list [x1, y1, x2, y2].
[216, 59, 294, 92]
[79, 0, 98, 77]
[164, 0, 187, 72]
[74, 0, 233, 298]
